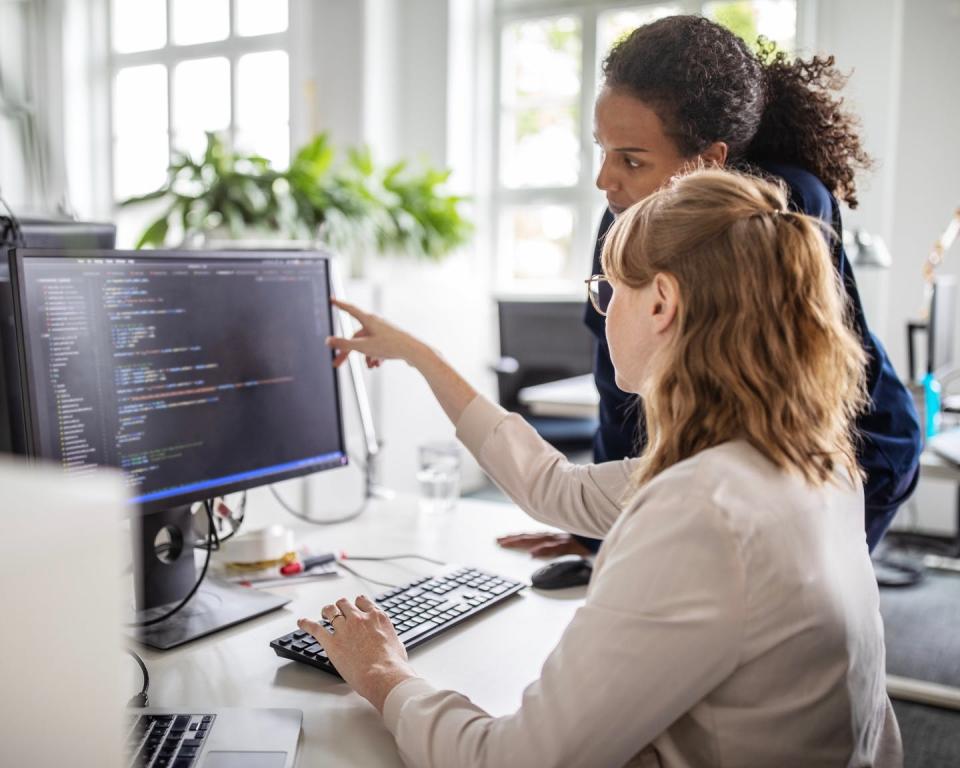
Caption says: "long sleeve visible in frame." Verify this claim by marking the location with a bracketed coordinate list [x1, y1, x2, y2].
[455, 394, 636, 538]
[382, 477, 746, 768]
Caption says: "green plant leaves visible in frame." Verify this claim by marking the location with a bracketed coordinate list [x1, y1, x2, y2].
[134, 214, 169, 249]
[119, 131, 472, 260]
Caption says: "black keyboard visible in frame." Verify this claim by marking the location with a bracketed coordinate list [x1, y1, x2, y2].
[126, 712, 215, 768]
[270, 566, 525, 677]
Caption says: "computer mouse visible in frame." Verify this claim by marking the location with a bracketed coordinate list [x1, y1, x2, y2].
[530, 555, 593, 590]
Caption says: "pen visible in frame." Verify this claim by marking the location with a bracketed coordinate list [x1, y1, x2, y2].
[279, 552, 337, 576]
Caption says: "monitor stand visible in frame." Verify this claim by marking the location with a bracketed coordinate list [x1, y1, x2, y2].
[132, 505, 289, 650]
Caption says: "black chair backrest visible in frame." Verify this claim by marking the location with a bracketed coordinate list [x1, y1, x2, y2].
[496, 299, 594, 411]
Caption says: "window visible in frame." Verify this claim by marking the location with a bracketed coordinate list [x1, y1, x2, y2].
[493, 0, 800, 292]
[0, 0, 43, 208]
[109, 0, 291, 206]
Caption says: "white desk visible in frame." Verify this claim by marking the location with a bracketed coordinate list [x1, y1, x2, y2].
[517, 374, 599, 419]
[138, 490, 580, 767]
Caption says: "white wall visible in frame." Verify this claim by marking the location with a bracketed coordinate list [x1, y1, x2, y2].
[819, 0, 960, 532]
[816, 0, 960, 369]
[887, 0, 960, 371]
[884, 0, 960, 533]
[357, 0, 498, 495]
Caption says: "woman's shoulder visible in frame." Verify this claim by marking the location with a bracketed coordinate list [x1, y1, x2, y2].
[751, 160, 835, 222]
[638, 440, 781, 490]
[623, 443, 767, 527]
[629, 441, 862, 533]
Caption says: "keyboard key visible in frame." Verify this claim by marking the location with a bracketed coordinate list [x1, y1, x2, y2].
[398, 620, 439, 641]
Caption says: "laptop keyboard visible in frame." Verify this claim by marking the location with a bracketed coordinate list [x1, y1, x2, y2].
[270, 566, 525, 677]
[127, 713, 215, 768]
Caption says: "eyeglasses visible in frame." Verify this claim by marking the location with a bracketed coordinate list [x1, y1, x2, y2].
[585, 274, 613, 316]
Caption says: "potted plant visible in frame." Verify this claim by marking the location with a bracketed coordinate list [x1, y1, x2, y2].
[120, 132, 472, 275]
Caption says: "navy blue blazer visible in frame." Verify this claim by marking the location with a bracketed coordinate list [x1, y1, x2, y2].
[584, 163, 921, 550]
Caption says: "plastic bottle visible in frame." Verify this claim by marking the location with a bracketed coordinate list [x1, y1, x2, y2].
[922, 371, 942, 438]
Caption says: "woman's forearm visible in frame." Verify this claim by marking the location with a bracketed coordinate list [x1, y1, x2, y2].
[407, 342, 478, 426]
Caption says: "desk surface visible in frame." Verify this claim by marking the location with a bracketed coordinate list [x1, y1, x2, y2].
[139, 489, 579, 767]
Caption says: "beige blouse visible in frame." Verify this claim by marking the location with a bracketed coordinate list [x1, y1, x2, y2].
[382, 395, 902, 767]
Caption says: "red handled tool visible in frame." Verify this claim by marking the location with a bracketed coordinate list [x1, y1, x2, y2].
[280, 552, 336, 576]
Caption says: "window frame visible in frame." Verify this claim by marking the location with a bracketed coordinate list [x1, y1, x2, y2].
[0, 0, 53, 210]
[106, 0, 294, 205]
[490, 0, 816, 294]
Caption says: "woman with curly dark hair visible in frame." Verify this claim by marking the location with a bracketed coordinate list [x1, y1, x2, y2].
[499, 14, 921, 562]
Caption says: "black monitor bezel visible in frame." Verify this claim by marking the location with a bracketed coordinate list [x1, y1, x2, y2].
[1, 221, 118, 455]
[9, 247, 348, 513]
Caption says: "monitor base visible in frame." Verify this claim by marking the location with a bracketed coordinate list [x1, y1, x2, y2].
[133, 577, 289, 650]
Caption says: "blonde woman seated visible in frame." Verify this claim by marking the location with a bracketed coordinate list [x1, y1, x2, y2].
[299, 169, 901, 767]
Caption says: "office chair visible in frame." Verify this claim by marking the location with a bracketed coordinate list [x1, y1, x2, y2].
[492, 299, 598, 453]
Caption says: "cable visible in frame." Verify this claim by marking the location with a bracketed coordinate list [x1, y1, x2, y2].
[333, 553, 446, 589]
[334, 560, 400, 589]
[193, 491, 246, 549]
[216, 491, 247, 545]
[341, 553, 447, 566]
[270, 484, 366, 525]
[128, 499, 218, 628]
[126, 648, 150, 708]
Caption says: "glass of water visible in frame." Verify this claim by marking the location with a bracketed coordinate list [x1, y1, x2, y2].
[417, 441, 461, 513]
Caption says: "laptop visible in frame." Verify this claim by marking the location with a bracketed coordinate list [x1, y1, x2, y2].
[0, 458, 302, 768]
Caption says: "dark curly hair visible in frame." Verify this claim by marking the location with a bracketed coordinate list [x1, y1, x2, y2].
[602, 15, 872, 208]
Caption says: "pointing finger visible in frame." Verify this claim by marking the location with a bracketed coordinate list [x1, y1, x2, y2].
[331, 297, 373, 324]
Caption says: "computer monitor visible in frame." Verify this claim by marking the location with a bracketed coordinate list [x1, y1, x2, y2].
[0, 218, 116, 453]
[9, 247, 347, 647]
[928, 276, 957, 377]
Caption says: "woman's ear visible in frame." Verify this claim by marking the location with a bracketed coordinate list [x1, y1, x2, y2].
[651, 273, 679, 333]
[699, 141, 728, 168]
